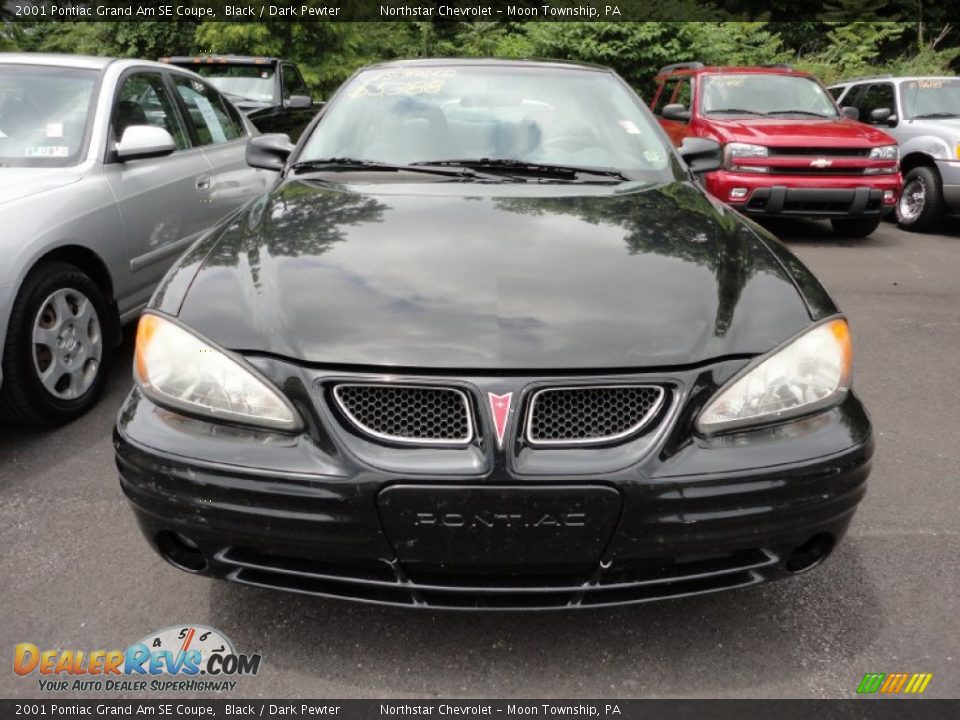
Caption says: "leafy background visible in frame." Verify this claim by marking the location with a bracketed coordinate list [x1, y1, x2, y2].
[2, 0, 958, 98]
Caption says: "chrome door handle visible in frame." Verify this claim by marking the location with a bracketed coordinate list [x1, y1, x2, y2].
[195, 175, 212, 191]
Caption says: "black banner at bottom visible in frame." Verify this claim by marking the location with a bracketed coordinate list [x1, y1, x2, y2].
[1, 699, 958, 719]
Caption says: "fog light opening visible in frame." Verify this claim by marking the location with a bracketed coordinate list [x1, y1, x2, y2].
[883, 190, 896, 203]
[156, 531, 208, 573]
[785, 533, 834, 574]
[729, 187, 749, 200]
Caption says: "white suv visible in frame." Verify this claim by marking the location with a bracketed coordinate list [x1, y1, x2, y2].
[830, 75, 960, 231]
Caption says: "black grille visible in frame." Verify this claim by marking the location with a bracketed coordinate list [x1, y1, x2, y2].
[217, 546, 776, 610]
[774, 167, 866, 176]
[768, 146, 870, 157]
[333, 384, 472, 445]
[527, 385, 665, 445]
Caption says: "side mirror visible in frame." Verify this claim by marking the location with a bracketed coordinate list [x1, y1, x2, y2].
[283, 95, 312, 110]
[869, 107, 897, 125]
[662, 103, 691, 122]
[115, 125, 176, 162]
[246, 133, 294, 171]
[841, 106, 859, 120]
[679, 137, 723, 174]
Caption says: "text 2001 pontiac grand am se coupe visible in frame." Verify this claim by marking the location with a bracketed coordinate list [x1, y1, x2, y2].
[115, 59, 872, 610]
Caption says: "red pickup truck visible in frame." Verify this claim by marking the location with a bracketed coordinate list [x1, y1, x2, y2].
[650, 63, 902, 237]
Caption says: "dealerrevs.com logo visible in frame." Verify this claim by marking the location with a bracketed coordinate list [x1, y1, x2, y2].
[14, 625, 261, 693]
[857, 672, 934, 695]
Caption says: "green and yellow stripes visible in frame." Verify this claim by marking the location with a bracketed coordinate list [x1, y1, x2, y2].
[857, 672, 933, 694]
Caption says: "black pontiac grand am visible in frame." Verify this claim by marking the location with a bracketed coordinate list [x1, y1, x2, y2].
[115, 59, 872, 610]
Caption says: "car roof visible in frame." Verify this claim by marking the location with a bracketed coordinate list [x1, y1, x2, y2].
[656, 65, 812, 80]
[831, 75, 958, 87]
[364, 57, 610, 73]
[0, 52, 196, 74]
[0, 52, 115, 71]
[161, 55, 280, 66]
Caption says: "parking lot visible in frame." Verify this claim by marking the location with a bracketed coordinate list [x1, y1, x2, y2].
[1, 217, 958, 699]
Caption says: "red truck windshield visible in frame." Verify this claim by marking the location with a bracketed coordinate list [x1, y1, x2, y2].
[701, 74, 839, 118]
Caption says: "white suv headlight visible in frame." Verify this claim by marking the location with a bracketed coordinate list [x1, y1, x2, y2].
[697, 318, 852, 435]
[134, 313, 301, 432]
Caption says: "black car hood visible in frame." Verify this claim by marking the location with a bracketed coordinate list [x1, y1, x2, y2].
[177, 179, 813, 369]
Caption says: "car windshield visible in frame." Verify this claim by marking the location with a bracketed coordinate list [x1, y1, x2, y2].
[0, 64, 98, 168]
[701, 73, 839, 118]
[298, 65, 674, 180]
[190, 65, 276, 103]
[900, 78, 960, 118]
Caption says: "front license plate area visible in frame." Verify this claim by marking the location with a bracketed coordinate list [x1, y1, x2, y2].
[376, 484, 622, 567]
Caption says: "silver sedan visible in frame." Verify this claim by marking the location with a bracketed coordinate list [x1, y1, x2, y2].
[0, 53, 273, 425]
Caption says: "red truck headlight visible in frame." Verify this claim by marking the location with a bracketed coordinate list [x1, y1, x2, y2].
[724, 142, 769, 173]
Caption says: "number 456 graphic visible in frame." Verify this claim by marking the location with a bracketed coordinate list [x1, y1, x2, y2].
[857, 672, 933, 695]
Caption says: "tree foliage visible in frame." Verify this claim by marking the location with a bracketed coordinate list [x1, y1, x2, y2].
[3, 19, 957, 98]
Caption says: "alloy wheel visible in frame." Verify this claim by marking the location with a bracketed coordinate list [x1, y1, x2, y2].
[898, 177, 926, 221]
[31, 288, 103, 400]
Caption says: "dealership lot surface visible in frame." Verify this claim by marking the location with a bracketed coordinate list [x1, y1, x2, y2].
[2, 219, 958, 699]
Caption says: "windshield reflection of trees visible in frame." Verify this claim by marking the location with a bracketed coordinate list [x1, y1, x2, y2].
[494, 183, 767, 336]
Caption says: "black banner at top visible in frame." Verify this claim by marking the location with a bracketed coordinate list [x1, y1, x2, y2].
[0, 0, 952, 23]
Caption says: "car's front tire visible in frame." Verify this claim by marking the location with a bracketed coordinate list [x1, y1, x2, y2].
[831, 216, 881, 238]
[0, 262, 112, 426]
[897, 166, 944, 232]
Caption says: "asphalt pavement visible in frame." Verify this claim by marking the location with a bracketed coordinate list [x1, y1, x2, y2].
[1, 218, 958, 699]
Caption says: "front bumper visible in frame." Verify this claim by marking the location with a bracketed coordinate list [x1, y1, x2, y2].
[115, 360, 873, 611]
[706, 171, 901, 218]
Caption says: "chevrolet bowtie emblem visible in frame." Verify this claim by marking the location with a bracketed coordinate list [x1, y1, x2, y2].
[810, 158, 833, 168]
[488, 392, 513, 449]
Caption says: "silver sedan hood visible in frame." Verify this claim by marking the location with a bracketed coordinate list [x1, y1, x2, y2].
[0, 168, 83, 206]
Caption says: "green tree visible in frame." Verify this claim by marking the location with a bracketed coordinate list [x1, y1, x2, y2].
[9, 21, 198, 58]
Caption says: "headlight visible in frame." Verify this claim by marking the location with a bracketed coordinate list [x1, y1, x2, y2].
[697, 318, 852, 435]
[724, 143, 769, 173]
[134, 313, 301, 432]
[868, 145, 899, 160]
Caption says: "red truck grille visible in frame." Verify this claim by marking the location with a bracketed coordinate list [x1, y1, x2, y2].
[768, 147, 870, 157]
[732, 153, 893, 177]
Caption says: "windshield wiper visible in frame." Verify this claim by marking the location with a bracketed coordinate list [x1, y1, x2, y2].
[766, 110, 831, 117]
[912, 112, 959, 119]
[290, 157, 499, 180]
[704, 108, 766, 116]
[411, 158, 630, 182]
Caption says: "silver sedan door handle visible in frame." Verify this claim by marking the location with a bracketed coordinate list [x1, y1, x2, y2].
[195, 175, 212, 191]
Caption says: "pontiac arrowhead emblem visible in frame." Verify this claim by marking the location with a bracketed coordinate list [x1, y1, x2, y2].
[488, 392, 513, 449]
[810, 158, 833, 168]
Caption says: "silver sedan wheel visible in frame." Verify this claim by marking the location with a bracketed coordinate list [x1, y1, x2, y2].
[31, 288, 102, 400]
[899, 177, 926, 221]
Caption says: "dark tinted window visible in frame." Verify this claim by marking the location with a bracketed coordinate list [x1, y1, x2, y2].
[858, 83, 896, 123]
[281, 65, 309, 100]
[828, 85, 846, 100]
[113, 72, 189, 149]
[842, 84, 867, 110]
[171, 75, 243, 145]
